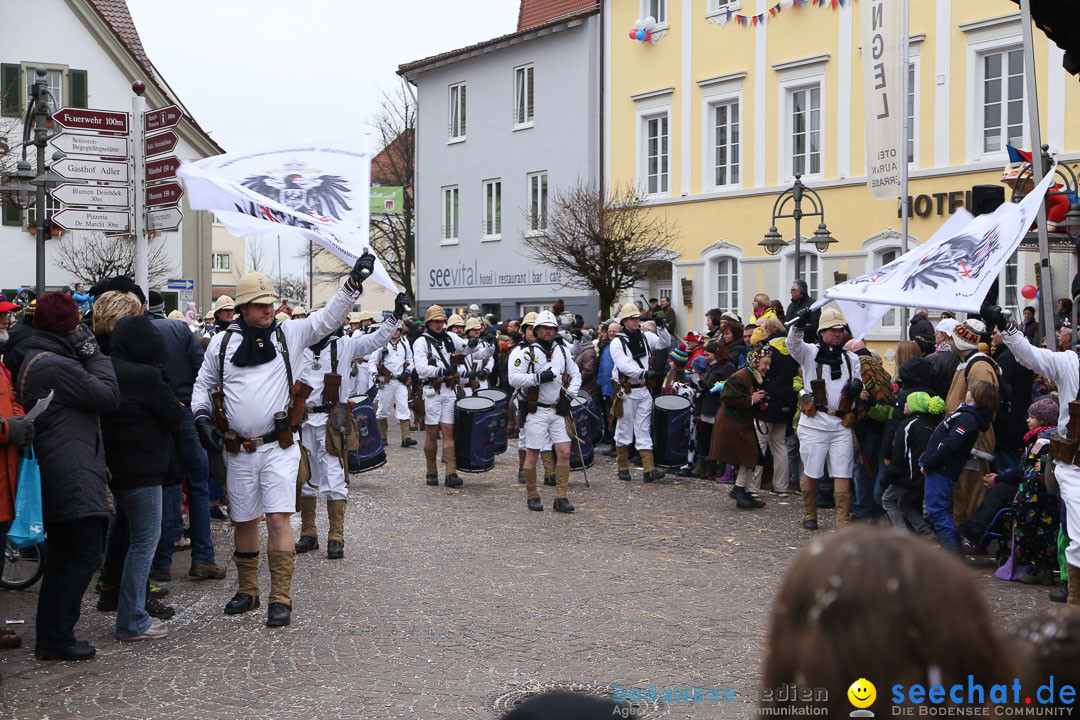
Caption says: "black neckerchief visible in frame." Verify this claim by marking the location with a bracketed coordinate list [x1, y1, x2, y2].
[535, 338, 554, 360]
[816, 343, 845, 380]
[622, 329, 647, 359]
[229, 314, 279, 367]
[214, 318, 230, 332]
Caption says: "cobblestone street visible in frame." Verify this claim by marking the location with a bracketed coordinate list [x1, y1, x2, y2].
[0, 435, 1055, 720]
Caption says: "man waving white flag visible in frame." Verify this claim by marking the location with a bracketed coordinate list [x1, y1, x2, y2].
[177, 144, 397, 293]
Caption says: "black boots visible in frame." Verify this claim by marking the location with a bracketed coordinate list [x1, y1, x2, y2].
[733, 486, 765, 509]
[266, 601, 291, 627]
[1050, 582, 1069, 603]
[294, 535, 319, 553]
[553, 497, 575, 513]
[426, 474, 439, 486]
[224, 592, 260, 615]
[527, 497, 543, 512]
[327, 540, 344, 559]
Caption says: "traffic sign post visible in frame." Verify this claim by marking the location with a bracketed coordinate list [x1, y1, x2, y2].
[53, 209, 131, 232]
[49, 132, 128, 158]
[52, 183, 129, 207]
[145, 155, 180, 183]
[143, 104, 181, 132]
[145, 130, 178, 158]
[146, 182, 183, 206]
[147, 207, 183, 232]
[51, 107, 129, 134]
[53, 157, 129, 182]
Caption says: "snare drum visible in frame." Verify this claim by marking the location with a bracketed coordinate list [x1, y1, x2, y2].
[577, 391, 603, 445]
[347, 395, 386, 474]
[569, 394, 595, 470]
[454, 396, 497, 473]
[476, 388, 509, 455]
[651, 394, 693, 468]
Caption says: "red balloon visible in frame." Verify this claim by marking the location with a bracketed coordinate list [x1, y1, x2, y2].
[629, 29, 638, 39]
[1021, 284, 1038, 299]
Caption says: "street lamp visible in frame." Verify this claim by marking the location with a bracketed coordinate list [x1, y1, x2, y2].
[0, 67, 60, 297]
[760, 174, 834, 283]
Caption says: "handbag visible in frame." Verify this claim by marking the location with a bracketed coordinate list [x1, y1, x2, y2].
[7, 448, 44, 549]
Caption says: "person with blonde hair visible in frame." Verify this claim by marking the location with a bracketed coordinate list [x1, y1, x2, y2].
[752, 293, 776, 321]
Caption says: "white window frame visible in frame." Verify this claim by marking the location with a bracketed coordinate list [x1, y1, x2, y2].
[644, 113, 670, 196]
[714, 256, 740, 315]
[705, 0, 741, 20]
[513, 64, 534, 130]
[527, 172, 548, 235]
[212, 252, 231, 272]
[633, 89, 673, 199]
[861, 229, 920, 339]
[442, 185, 459, 245]
[698, 240, 745, 318]
[776, 59, 827, 183]
[906, 46, 921, 169]
[782, 247, 821, 301]
[642, 0, 668, 29]
[21, 64, 64, 112]
[1001, 250, 1023, 320]
[963, 15, 1025, 163]
[699, 73, 744, 192]
[483, 178, 502, 241]
[448, 82, 466, 143]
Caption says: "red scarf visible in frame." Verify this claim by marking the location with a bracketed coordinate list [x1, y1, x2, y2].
[1023, 426, 1054, 445]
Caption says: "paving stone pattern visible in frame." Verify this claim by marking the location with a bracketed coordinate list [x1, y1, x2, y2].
[0, 433, 1052, 719]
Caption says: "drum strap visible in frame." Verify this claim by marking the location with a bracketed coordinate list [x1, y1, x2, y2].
[424, 335, 453, 371]
[313, 340, 340, 375]
[618, 336, 647, 370]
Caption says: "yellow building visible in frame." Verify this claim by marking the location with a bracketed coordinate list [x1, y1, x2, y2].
[606, 0, 1079, 351]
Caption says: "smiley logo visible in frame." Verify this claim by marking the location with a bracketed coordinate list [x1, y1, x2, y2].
[847, 678, 876, 716]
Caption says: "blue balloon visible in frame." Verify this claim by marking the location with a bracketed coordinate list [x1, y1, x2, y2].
[636, 29, 646, 41]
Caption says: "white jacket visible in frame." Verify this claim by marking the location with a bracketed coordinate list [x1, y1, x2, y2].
[373, 337, 413, 377]
[413, 331, 489, 381]
[786, 326, 862, 432]
[301, 317, 401, 428]
[192, 285, 359, 438]
[609, 330, 662, 400]
[508, 340, 582, 405]
[1001, 325, 1076, 438]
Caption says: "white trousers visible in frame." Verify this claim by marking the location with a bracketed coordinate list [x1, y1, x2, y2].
[299, 423, 348, 501]
[796, 423, 854, 480]
[376, 380, 410, 421]
[614, 391, 653, 450]
[1054, 461, 1080, 568]
[424, 387, 456, 426]
[523, 407, 570, 450]
[224, 441, 300, 522]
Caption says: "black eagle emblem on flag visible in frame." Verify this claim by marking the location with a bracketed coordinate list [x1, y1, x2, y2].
[241, 161, 352, 221]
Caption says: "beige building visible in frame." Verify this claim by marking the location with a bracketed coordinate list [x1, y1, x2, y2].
[310, 252, 398, 318]
[210, 224, 246, 302]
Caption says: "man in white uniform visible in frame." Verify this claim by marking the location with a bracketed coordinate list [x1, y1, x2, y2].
[413, 305, 489, 486]
[786, 306, 861, 530]
[509, 311, 582, 512]
[986, 304, 1080, 605]
[609, 303, 665, 482]
[295, 295, 406, 559]
[192, 253, 376, 627]
[461, 317, 494, 391]
[373, 323, 416, 448]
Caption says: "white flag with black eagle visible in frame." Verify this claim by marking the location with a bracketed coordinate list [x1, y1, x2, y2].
[177, 144, 396, 292]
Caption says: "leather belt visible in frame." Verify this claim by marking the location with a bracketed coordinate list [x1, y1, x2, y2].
[306, 404, 332, 414]
[232, 431, 279, 453]
[816, 406, 842, 417]
[536, 402, 556, 409]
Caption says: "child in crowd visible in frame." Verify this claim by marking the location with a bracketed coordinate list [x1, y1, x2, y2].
[881, 391, 942, 537]
[920, 379, 999, 551]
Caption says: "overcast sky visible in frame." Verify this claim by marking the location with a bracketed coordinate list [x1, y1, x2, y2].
[126, 0, 519, 280]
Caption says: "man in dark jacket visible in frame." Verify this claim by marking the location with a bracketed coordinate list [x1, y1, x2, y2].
[99, 315, 183, 642]
[990, 332, 1033, 473]
[574, 329, 598, 401]
[20, 293, 120, 661]
[908, 309, 935, 342]
[784, 280, 818, 342]
[146, 291, 224, 583]
[755, 330, 798, 493]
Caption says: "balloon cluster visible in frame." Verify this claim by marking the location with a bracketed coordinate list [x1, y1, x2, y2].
[629, 15, 659, 43]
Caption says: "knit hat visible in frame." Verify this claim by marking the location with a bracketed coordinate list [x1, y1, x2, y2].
[32, 292, 81, 336]
[906, 391, 945, 416]
[1028, 396, 1059, 427]
[951, 318, 985, 351]
[147, 290, 165, 315]
[669, 345, 689, 365]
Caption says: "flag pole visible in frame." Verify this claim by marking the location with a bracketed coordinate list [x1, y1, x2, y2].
[898, 0, 910, 340]
[1020, 0, 1055, 337]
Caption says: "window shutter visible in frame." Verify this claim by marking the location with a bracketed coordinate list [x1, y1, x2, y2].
[68, 69, 88, 108]
[1, 64, 22, 118]
[1, 204, 22, 227]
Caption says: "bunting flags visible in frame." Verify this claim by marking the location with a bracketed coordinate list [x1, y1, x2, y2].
[715, 0, 855, 29]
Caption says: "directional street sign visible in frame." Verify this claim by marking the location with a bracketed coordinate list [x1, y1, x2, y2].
[166, 278, 194, 291]
[51, 107, 128, 134]
[53, 157, 129, 183]
[52, 183, 129, 207]
[53, 209, 130, 232]
[145, 130, 178, 158]
[146, 182, 184, 206]
[144, 104, 182, 132]
[147, 207, 183, 232]
[145, 155, 180, 183]
[48, 132, 128, 158]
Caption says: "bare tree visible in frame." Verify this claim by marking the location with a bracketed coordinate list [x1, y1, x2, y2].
[54, 231, 175, 286]
[276, 273, 308, 305]
[522, 181, 680, 317]
[368, 80, 415, 299]
[247, 237, 268, 273]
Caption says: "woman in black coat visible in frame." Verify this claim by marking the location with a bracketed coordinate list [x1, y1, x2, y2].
[18, 293, 120, 661]
[99, 315, 183, 642]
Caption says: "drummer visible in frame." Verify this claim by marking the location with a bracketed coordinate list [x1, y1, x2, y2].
[348, 312, 377, 396]
[508, 312, 555, 486]
[610, 303, 666, 482]
[373, 323, 417, 448]
[461, 317, 494, 391]
[295, 294, 408, 559]
[414, 305, 492, 487]
[509, 310, 582, 513]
